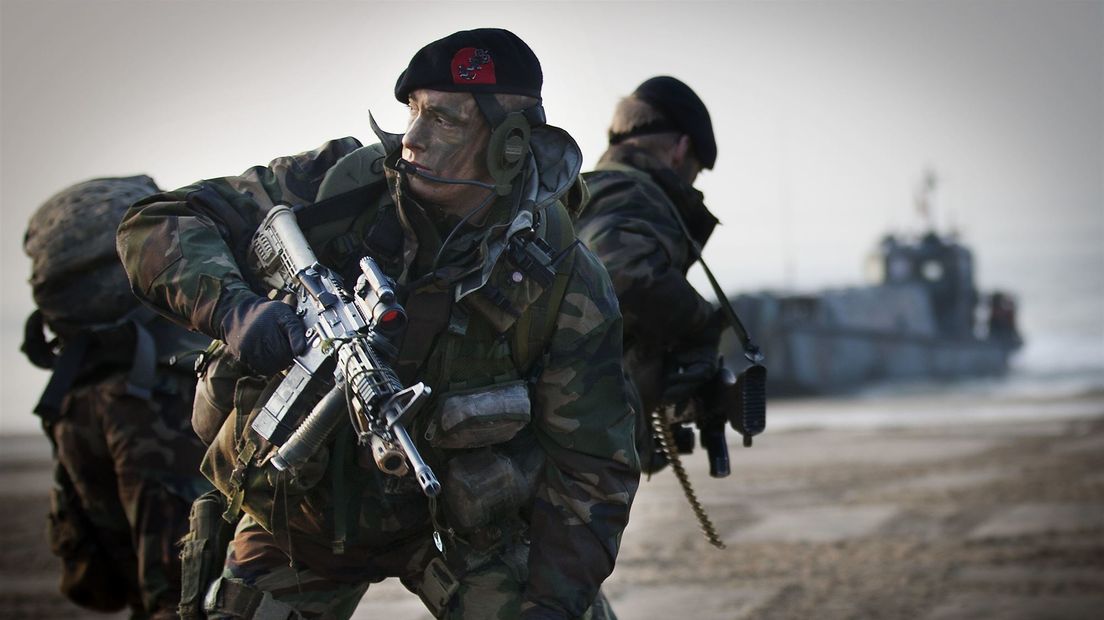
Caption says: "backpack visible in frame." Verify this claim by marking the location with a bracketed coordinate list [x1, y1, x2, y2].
[22, 176, 210, 419]
[25, 176, 159, 333]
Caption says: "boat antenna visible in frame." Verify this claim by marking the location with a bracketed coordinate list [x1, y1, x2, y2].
[915, 167, 938, 232]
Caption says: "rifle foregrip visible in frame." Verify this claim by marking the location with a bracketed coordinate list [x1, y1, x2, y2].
[271, 382, 346, 471]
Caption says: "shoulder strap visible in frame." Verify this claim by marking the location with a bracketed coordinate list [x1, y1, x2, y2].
[125, 307, 159, 400]
[512, 201, 577, 373]
[293, 181, 388, 231]
[661, 198, 764, 364]
[33, 331, 90, 425]
[30, 305, 164, 423]
[304, 144, 400, 272]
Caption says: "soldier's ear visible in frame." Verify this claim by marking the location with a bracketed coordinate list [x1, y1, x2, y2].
[671, 134, 703, 184]
[672, 134, 693, 169]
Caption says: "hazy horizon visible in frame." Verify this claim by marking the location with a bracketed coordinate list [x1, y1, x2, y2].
[2, 0, 1102, 433]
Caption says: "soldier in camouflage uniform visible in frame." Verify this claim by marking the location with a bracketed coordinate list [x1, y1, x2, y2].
[117, 29, 638, 620]
[22, 176, 212, 619]
[576, 76, 723, 472]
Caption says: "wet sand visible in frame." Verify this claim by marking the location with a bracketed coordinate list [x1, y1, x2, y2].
[2, 394, 1102, 619]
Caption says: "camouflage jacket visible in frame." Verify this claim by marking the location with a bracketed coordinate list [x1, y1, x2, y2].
[117, 137, 639, 616]
[576, 144, 720, 415]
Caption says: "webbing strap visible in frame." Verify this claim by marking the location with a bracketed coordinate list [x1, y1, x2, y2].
[513, 202, 576, 372]
[292, 182, 386, 232]
[32, 304, 164, 422]
[33, 332, 89, 424]
[224, 438, 257, 523]
[20, 309, 56, 370]
[124, 318, 157, 401]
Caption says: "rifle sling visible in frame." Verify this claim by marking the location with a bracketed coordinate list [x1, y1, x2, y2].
[662, 196, 764, 363]
[293, 183, 386, 231]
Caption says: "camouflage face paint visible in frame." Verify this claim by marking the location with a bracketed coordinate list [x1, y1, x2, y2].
[401, 89, 494, 212]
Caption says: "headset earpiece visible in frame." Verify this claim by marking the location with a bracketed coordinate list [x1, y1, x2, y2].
[487, 112, 531, 196]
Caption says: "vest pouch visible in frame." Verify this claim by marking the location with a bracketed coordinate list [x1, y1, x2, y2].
[192, 341, 256, 446]
[178, 489, 236, 620]
[427, 380, 531, 449]
[442, 447, 528, 533]
[200, 372, 330, 533]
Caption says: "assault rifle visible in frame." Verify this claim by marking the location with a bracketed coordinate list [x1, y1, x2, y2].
[247, 204, 440, 497]
[665, 361, 767, 478]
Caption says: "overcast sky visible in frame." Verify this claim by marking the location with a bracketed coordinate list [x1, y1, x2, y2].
[2, 0, 1102, 432]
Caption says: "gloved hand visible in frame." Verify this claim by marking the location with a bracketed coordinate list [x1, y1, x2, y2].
[217, 291, 306, 376]
[661, 342, 720, 405]
[661, 307, 725, 405]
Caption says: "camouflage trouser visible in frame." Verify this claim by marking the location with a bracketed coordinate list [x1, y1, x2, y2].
[205, 515, 617, 619]
[51, 373, 210, 619]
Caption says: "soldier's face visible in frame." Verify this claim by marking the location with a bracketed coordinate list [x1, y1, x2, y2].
[402, 89, 493, 210]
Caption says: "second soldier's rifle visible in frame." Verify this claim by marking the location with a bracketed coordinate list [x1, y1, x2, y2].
[247, 204, 440, 497]
[666, 360, 767, 477]
[653, 342, 766, 550]
[651, 195, 768, 548]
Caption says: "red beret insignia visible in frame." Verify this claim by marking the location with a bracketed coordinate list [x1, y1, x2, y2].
[452, 47, 496, 85]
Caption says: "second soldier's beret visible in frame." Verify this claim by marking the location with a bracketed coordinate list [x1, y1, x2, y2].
[620, 76, 718, 170]
[394, 28, 543, 102]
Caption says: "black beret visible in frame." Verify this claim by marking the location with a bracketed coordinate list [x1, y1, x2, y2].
[632, 76, 717, 169]
[395, 28, 542, 102]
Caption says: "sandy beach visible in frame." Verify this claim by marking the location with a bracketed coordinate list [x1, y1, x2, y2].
[2, 391, 1102, 619]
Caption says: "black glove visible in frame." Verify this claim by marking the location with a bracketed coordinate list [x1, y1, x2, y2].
[217, 291, 306, 376]
[661, 307, 725, 404]
[661, 342, 720, 405]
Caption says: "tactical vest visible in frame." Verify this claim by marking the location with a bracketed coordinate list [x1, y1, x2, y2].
[199, 144, 581, 549]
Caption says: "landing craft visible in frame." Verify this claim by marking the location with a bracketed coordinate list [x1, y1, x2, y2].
[726, 173, 1023, 395]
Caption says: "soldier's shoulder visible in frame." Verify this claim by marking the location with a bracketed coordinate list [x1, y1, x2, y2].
[564, 242, 620, 317]
[263, 137, 364, 196]
[580, 167, 671, 221]
[317, 142, 389, 200]
[550, 242, 621, 343]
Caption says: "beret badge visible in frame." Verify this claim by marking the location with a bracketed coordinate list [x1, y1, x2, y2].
[452, 47, 496, 85]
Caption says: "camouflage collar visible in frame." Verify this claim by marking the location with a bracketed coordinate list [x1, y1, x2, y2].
[381, 147, 529, 301]
[596, 143, 719, 247]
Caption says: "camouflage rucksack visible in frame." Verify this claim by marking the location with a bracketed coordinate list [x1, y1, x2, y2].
[24, 176, 159, 334]
[22, 176, 211, 414]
